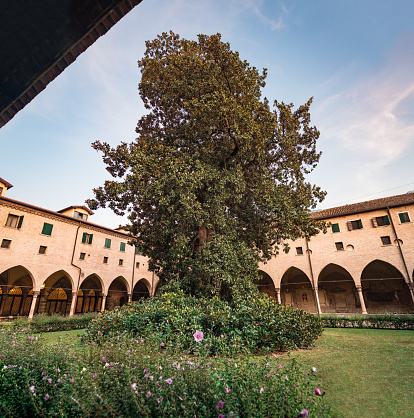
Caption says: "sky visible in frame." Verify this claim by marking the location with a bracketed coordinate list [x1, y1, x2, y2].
[1, 0, 414, 228]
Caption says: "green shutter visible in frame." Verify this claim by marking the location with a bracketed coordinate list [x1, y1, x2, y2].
[42, 223, 53, 236]
[135, 246, 139, 255]
[89, 234, 93, 244]
[17, 216, 24, 229]
[398, 213, 409, 223]
[120, 242, 126, 252]
[332, 223, 340, 233]
[357, 219, 363, 229]
[105, 238, 111, 248]
[384, 215, 390, 226]
[82, 232, 87, 243]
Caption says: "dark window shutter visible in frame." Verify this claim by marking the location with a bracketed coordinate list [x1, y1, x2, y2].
[120, 242, 126, 252]
[384, 215, 390, 226]
[105, 238, 111, 248]
[332, 223, 340, 233]
[371, 218, 378, 228]
[42, 223, 53, 236]
[347, 221, 352, 231]
[17, 216, 24, 229]
[357, 219, 363, 229]
[82, 233, 87, 243]
[89, 234, 93, 244]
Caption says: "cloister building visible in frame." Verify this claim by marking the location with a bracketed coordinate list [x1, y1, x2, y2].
[258, 193, 414, 314]
[0, 177, 157, 319]
[1, 176, 414, 318]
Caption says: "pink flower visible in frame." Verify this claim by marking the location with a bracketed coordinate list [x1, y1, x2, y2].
[146, 391, 151, 398]
[161, 342, 165, 347]
[216, 401, 225, 410]
[44, 394, 49, 401]
[313, 387, 326, 396]
[193, 330, 204, 342]
[279, 365, 283, 369]
[260, 387, 264, 394]
[101, 357, 106, 361]
[165, 378, 173, 384]
[225, 387, 231, 394]
[301, 409, 309, 417]
[131, 383, 137, 390]
[312, 367, 317, 372]
[219, 415, 225, 418]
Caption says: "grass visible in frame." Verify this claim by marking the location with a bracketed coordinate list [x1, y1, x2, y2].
[37, 327, 414, 417]
[291, 328, 414, 418]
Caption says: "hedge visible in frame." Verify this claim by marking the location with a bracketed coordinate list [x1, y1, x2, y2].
[320, 313, 414, 330]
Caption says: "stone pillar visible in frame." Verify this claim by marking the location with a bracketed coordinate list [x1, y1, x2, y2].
[69, 292, 77, 316]
[28, 291, 40, 320]
[275, 288, 281, 304]
[128, 294, 132, 303]
[101, 294, 107, 312]
[356, 285, 367, 315]
[37, 290, 49, 314]
[313, 286, 322, 315]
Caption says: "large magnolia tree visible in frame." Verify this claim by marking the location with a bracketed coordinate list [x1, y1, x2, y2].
[88, 32, 325, 299]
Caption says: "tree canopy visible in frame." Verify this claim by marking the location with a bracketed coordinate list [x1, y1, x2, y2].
[88, 32, 325, 299]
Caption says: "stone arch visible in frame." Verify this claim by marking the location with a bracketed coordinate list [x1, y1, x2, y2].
[280, 267, 315, 312]
[0, 265, 35, 316]
[361, 260, 413, 313]
[107, 276, 130, 310]
[76, 274, 104, 313]
[132, 279, 151, 300]
[37, 270, 74, 316]
[256, 270, 276, 298]
[318, 263, 358, 313]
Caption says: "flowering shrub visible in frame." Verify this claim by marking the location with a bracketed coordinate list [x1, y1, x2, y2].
[83, 291, 323, 354]
[0, 328, 331, 417]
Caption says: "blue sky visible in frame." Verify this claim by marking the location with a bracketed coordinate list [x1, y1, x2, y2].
[1, 0, 414, 228]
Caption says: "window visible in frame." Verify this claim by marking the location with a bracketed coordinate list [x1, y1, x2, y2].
[120, 242, 126, 252]
[135, 247, 143, 256]
[81, 233, 93, 244]
[38, 245, 47, 254]
[381, 236, 392, 245]
[103, 256, 108, 264]
[74, 211, 88, 220]
[1, 239, 11, 249]
[331, 223, 340, 233]
[296, 247, 303, 255]
[119, 259, 124, 266]
[41, 223, 53, 236]
[136, 262, 140, 269]
[5, 214, 24, 229]
[79, 252, 86, 260]
[335, 242, 344, 251]
[372, 215, 390, 227]
[104, 238, 111, 249]
[398, 212, 410, 223]
[346, 219, 363, 231]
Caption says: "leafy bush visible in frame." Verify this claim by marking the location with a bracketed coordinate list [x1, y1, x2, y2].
[320, 314, 414, 330]
[0, 329, 330, 417]
[83, 291, 323, 354]
[9, 313, 98, 333]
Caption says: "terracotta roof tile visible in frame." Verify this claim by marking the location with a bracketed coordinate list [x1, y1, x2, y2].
[310, 193, 414, 220]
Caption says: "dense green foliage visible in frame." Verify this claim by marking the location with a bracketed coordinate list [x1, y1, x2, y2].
[11, 313, 98, 333]
[88, 32, 325, 297]
[83, 292, 323, 354]
[320, 313, 414, 330]
[0, 328, 330, 417]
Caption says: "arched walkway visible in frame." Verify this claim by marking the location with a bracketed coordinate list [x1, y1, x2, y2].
[76, 275, 103, 313]
[0, 266, 34, 317]
[318, 264, 359, 313]
[107, 276, 129, 310]
[37, 271, 73, 316]
[132, 279, 150, 300]
[361, 260, 413, 313]
[280, 267, 316, 312]
[256, 270, 276, 298]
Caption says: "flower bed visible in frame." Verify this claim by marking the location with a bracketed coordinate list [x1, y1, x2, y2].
[0, 328, 330, 417]
[320, 313, 414, 330]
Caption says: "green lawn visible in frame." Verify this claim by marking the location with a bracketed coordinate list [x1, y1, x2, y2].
[290, 328, 414, 418]
[39, 328, 414, 417]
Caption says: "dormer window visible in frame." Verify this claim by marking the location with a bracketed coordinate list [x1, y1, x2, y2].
[74, 211, 88, 220]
